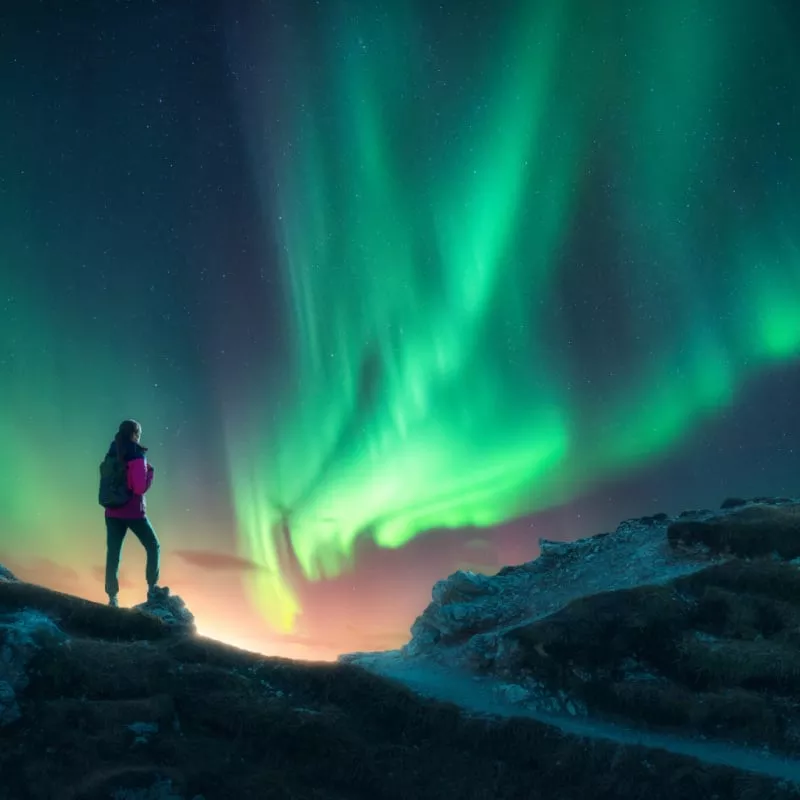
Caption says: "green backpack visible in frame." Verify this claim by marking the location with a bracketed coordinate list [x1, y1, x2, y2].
[98, 455, 131, 508]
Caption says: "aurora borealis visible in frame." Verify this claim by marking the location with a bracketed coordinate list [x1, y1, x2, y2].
[1, 0, 799, 660]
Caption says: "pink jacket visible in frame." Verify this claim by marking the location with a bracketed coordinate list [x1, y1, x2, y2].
[105, 456, 154, 519]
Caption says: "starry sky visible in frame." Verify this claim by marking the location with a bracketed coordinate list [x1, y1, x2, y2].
[1, 0, 799, 661]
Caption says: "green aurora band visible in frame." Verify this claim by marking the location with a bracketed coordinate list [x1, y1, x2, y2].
[229, 0, 800, 631]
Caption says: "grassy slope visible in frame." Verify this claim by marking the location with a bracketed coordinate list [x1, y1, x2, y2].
[499, 505, 800, 755]
[1, 582, 792, 800]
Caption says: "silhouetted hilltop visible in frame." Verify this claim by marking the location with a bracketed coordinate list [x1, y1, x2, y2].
[3, 498, 800, 798]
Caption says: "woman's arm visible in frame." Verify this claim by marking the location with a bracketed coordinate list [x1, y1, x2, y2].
[127, 457, 154, 495]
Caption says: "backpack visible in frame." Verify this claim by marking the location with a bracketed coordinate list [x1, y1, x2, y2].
[98, 455, 131, 508]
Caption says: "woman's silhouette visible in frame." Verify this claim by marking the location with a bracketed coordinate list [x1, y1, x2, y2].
[99, 419, 162, 607]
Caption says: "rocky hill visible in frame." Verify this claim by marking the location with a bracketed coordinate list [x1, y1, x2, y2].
[348, 497, 800, 791]
[3, 498, 800, 798]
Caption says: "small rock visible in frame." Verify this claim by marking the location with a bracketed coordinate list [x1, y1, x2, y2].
[128, 721, 159, 744]
[495, 683, 529, 705]
[133, 589, 195, 634]
[128, 722, 159, 736]
[639, 513, 669, 526]
[720, 497, 748, 509]
[111, 779, 185, 800]
[538, 538, 567, 556]
[431, 570, 494, 606]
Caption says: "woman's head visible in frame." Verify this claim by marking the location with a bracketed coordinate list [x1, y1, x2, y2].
[118, 419, 142, 443]
[114, 419, 145, 460]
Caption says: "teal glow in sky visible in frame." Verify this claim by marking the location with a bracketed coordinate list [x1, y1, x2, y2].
[1, 1, 798, 655]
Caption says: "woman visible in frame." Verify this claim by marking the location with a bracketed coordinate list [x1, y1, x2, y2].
[100, 419, 162, 607]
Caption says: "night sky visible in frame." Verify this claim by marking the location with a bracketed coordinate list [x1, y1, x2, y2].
[1, 0, 799, 661]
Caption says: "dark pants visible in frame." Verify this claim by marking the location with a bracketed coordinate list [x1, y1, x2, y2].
[105, 516, 161, 597]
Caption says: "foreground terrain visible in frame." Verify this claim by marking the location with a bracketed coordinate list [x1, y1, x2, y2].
[3, 498, 800, 798]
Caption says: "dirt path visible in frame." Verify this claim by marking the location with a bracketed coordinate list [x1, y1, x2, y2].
[350, 652, 800, 785]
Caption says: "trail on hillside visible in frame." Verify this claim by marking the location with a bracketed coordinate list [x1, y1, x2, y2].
[352, 652, 800, 785]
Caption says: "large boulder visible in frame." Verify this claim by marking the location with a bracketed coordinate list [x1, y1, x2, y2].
[0, 610, 66, 726]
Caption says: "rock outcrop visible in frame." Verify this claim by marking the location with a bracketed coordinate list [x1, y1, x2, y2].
[393, 498, 800, 759]
[0, 610, 66, 727]
[0, 564, 17, 582]
[133, 586, 196, 634]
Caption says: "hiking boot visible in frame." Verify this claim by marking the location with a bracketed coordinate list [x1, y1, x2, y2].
[108, 595, 119, 608]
